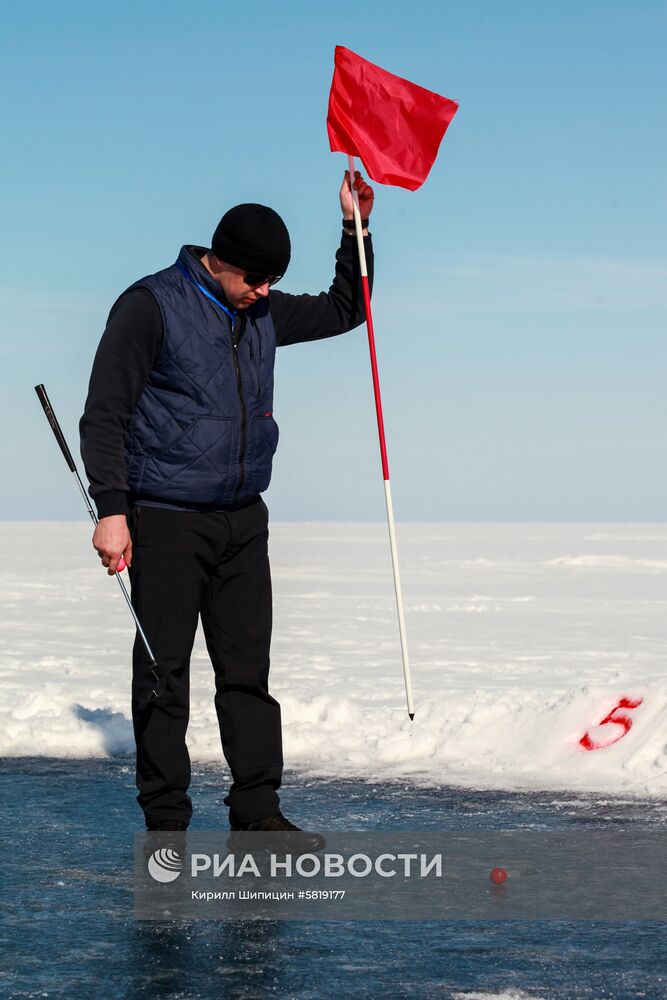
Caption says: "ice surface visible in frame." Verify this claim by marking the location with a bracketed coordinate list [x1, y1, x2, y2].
[1, 521, 666, 797]
[453, 992, 546, 1000]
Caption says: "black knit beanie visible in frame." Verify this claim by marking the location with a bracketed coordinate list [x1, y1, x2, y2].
[211, 203, 291, 276]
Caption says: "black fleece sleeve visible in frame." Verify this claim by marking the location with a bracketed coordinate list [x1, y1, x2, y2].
[79, 288, 163, 518]
[269, 232, 373, 347]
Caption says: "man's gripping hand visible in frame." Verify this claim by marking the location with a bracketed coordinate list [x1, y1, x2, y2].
[93, 515, 132, 575]
[340, 170, 374, 224]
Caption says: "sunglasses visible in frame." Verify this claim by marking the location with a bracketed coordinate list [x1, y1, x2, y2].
[243, 271, 282, 288]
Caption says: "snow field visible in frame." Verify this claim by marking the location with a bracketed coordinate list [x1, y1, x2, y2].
[2, 522, 665, 797]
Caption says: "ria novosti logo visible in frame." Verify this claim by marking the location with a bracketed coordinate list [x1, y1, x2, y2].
[147, 847, 183, 883]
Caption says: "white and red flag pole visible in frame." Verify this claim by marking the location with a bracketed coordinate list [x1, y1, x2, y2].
[346, 153, 415, 720]
[327, 46, 459, 721]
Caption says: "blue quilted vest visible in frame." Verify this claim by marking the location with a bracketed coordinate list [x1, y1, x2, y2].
[123, 246, 279, 508]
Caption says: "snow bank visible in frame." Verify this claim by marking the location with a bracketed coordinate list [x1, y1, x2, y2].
[1, 522, 666, 797]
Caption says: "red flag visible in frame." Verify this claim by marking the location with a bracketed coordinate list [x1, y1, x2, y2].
[327, 46, 459, 191]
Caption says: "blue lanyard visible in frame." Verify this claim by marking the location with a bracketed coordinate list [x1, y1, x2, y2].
[175, 259, 237, 324]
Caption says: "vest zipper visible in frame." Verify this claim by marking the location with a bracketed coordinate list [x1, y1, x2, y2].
[231, 315, 247, 501]
[248, 333, 262, 394]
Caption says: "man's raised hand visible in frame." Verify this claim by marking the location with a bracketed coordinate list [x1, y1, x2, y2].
[340, 170, 374, 221]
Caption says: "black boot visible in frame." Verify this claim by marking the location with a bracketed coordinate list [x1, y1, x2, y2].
[229, 811, 326, 852]
[146, 820, 188, 831]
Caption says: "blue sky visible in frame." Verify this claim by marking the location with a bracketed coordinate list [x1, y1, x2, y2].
[1, 0, 665, 520]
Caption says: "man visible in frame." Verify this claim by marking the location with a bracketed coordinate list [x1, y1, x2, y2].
[80, 171, 374, 848]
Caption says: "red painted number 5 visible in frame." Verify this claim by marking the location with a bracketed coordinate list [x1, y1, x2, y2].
[579, 696, 643, 751]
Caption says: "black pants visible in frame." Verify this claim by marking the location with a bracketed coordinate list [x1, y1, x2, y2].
[128, 498, 283, 828]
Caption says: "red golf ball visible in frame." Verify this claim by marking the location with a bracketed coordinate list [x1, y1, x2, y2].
[490, 867, 507, 884]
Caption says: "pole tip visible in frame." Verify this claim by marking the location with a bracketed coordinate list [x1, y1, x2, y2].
[409, 713, 414, 721]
